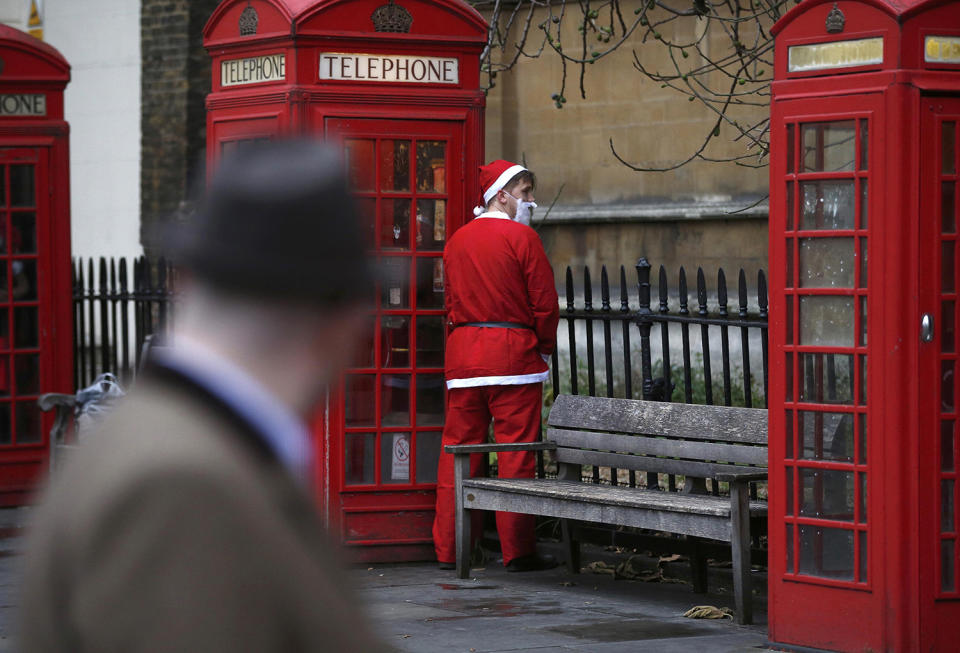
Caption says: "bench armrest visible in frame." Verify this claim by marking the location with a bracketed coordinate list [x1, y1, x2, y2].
[715, 469, 768, 484]
[445, 442, 557, 455]
[38, 393, 77, 412]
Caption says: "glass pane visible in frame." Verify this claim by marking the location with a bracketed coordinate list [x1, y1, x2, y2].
[416, 199, 446, 251]
[859, 181, 868, 230]
[380, 258, 410, 309]
[15, 402, 40, 443]
[14, 306, 37, 349]
[786, 124, 795, 174]
[786, 523, 795, 573]
[945, 301, 957, 354]
[944, 182, 956, 235]
[859, 296, 868, 347]
[859, 355, 867, 405]
[351, 317, 375, 369]
[800, 468, 855, 520]
[944, 122, 957, 175]
[416, 316, 445, 367]
[799, 238, 855, 288]
[14, 354, 38, 394]
[380, 140, 410, 192]
[786, 296, 794, 344]
[858, 237, 868, 287]
[416, 258, 444, 309]
[10, 165, 35, 207]
[0, 356, 9, 397]
[0, 166, 5, 205]
[0, 307, 8, 344]
[382, 374, 410, 426]
[799, 410, 854, 461]
[381, 432, 411, 484]
[801, 181, 855, 230]
[943, 479, 955, 532]
[12, 260, 36, 301]
[381, 316, 410, 368]
[943, 540, 956, 593]
[802, 121, 856, 172]
[345, 433, 375, 485]
[858, 414, 867, 464]
[944, 420, 955, 472]
[799, 296, 854, 347]
[943, 359, 955, 413]
[786, 353, 793, 401]
[0, 215, 6, 254]
[799, 525, 854, 580]
[345, 375, 377, 427]
[416, 373, 445, 426]
[858, 472, 867, 523]
[11, 213, 35, 254]
[786, 238, 794, 288]
[786, 183, 795, 231]
[416, 141, 446, 192]
[356, 198, 376, 250]
[945, 241, 957, 293]
[786, 466, 794, 515]
[344, 139, 375, 192]
[859, 120, 868, 171]
[800, 353, 853, 404]
[859, 531, 868, 583]
[416, 431, 442, 484]
[0, 403, 9, 443]
[380, 199, 410, 250]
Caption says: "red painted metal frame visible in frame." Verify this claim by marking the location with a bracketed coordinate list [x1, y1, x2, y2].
[204, 0, 486, 561]
[770, 0, 960, 650]
[0, 26, 71, 507]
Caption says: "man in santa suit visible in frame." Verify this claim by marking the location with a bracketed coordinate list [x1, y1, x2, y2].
[433, 160, 560, 572]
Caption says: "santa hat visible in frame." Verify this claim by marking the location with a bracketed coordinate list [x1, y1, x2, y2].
[473, 159, 527, 216]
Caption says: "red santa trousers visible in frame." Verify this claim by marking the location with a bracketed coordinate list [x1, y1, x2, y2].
[433, 382, 542, 565]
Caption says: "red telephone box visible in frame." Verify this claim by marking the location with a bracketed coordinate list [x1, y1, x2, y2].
[0, 26, 72, 507]
[204, 0, 486, 561]
[769, 0, 960, 649]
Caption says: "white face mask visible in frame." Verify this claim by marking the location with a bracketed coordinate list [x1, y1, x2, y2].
[507, 192, 537, 227]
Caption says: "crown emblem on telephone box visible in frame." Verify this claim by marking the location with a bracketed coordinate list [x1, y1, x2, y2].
[825, 3, 845, 33]
[372, 0, 413, 33]
[239, 4, 258, 36]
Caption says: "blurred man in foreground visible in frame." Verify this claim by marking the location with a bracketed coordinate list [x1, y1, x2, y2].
[19, 141, 386, 652]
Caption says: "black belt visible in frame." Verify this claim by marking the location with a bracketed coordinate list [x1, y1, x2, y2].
[454, 321, 532, 329]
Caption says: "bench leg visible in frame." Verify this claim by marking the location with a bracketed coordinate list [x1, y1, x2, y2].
[689, 537, 709, 593]
[454, 454, 472, 579]
[730, 482, 753, 625]
[561, 519, 580, 574]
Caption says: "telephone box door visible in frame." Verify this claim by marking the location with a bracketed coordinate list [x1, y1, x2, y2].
[326, 117, 463, 562]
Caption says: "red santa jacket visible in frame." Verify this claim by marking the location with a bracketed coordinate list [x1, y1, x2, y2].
[443, 211, 560, 388]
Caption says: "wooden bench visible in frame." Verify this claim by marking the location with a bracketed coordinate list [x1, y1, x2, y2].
[447, 394, 768, 624]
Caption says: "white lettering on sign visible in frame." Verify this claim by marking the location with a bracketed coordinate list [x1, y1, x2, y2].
[0, 94, 46, 117]
[926, 36, 960, 65]
[788, 37, 884, 73]
[318, 53, 459, 84]
[220, 53, 286, 87]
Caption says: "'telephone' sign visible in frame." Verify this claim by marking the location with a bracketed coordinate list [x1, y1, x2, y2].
[319, 53, 459, 84]
[0, 94, 46, 116]
[788, 37, 884, 73]
[926, 35, 960, 65]
[220, 53, 286, 87]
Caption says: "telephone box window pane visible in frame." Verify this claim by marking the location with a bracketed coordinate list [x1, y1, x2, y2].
[416, 316, 445, 367]
[13, 260, 36, 301]
[799, 238, 854, 288]
[352, 320, 375, 369]
[345, 375, 377, 427]
[801, 181, 855, 230]
[786, 183, 795, 231]
[416, 199, 446, 251]
[416, 141, 446, 193]
[381, 316, 410, 368]
[859, 531, 868, 583]
[380, 258, 409, 309]
[14, 306, 37, 349]
[0, 356, 9, 397]
[858, 472, 867, 523]
[800, 468, 854, 520]
[11, 213, 35, 254]
[786, 239, 794, 288]
[859, 181, 868, 230]
[945, 301, 957, 354]
[380, 432, 411, 484]
[802, 121, 856, 172]
[15, 403, 40, 443]
[786, 354, 793, 400]
[786, 296, 794, 345]
[15, 354, 38, 395]
[416, 373, 445, 426]
[0, 404, 9, 443]
[10, 165, 34, 207]
[858, 415, 867, 464]
[942, 420, 955, 472]
[800, 353, 853, 404]
[943, 360, 955, 413]
[786, 523, 795, 573]
[381, 374, 410, 426]
[344, 139, 375, 192]
[943, 540, 956, 593]
[380, 140, 410, 192]
[859, 120, 868, 171]
[858, 237, 868, 287]
[416, 258, 444, 309]
[859, 355, 867, 405]
[799, 525, 854, 580]
[416, 431, 442, 484]
[942, 479, 956, 532]
[380, 199, 410, 251]
[944, 122, 957, 175]
[799, 296, 854, 347]
[345, 433, 375, 485]
[799, 410, 854, 461]
[786, 466, 794, 515]
[786, 124, 795, 174]
[859, 296, 868, 347]
[943, 241, 956, 293]
[943, 182, 956, 235]
[356, 199, 376, 250]
[0, 216, 6, 254]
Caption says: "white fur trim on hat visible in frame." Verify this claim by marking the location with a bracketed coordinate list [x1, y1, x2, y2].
[473, 206, 485, 216]
[482, 164, 526, 204]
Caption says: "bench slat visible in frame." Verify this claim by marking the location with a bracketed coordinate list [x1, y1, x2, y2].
[548, 395, 767, 444]
[547, 428, 767, 466]
[554, 447, 767, 480]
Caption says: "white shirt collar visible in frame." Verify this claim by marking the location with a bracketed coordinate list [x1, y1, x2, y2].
[475, 210, 512, 220]
[154, 336, 313, 485]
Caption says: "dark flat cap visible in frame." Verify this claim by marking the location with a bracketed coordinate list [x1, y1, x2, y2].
[170, 140, 374, 306]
